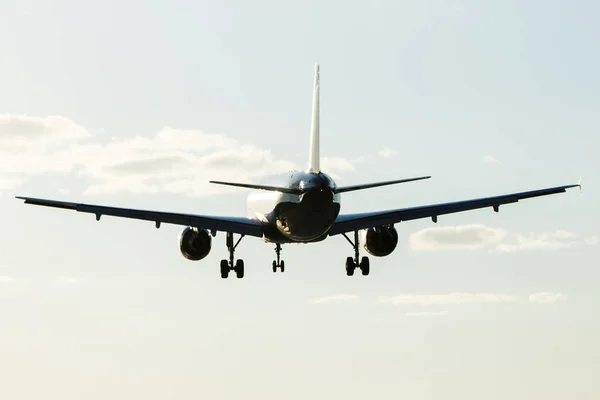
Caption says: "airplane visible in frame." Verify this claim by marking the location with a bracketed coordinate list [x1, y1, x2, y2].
[16, 63, 581, 279]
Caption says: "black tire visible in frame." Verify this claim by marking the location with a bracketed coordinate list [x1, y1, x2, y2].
[360, 256, 370, 276]
[345, 257, 355, 276]
[280, 260, 285, 272]
[220, 259, 229, 279]
[235, 259, 245, 279]
[272, 260, 277, 272]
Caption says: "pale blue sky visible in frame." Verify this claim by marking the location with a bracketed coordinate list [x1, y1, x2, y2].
[0, 1, 599, 399]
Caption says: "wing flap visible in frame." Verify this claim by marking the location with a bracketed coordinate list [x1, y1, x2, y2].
[16, 196, 265, 237]
[328, 184, 579, 235]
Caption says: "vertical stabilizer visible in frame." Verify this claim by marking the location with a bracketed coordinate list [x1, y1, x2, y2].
[308, 63, 320, 173]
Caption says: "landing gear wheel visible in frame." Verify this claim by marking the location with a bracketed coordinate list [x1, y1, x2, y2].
[272, 243, 285, 273]
[345, 256, 355, 276]
[360, 256, 370, 276]
[220, 232, 246, 279]
[235, 259, 244, 279]
[342, 231, 371, 277]
[220, 259, 229, 279]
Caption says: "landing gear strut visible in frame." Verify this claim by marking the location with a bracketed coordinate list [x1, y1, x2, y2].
[220, 232, 245, 279]
[272, 243, 285, 272]
[342, 230, 370, 276]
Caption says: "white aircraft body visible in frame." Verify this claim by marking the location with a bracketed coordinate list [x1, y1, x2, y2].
[17, 64, 580, 279]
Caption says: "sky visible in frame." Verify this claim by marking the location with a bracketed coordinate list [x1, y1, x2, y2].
[0, 0, 599, 399]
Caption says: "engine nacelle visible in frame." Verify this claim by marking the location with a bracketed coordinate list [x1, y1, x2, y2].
[178, 227, 212, 261]
[360, 225, 399, 257]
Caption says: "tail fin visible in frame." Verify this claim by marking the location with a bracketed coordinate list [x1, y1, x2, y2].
[308, 63, 320, 173]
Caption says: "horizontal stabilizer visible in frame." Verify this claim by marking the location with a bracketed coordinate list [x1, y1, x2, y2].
[209, 181, 303, 195]
[334, 175, 431, 194]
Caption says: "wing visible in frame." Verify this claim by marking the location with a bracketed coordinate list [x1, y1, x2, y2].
[328, 183, 580, 236]
[15, 196, 265, 237]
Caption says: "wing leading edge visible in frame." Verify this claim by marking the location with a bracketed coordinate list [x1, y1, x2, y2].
[328, 183, 580, 236]
[15, 196, 265, 237]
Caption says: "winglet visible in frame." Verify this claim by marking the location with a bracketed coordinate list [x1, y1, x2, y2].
[578, 176, 583, 193]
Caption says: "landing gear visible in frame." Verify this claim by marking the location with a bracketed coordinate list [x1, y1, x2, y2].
[272, 243, 285, 272]
[220, 232, 245, 279]
[342, 231, 370, 276]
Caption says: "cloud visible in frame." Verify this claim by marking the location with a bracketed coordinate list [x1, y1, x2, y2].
[409, 224, 507, 252]
[529, 292, 567, 304]
[405, 310, 449, 317]
[410, 224, 597, 253]
[378, 147, 397, 158]
[379, 292, 517, 306]
[0, 276, 14, 283]
[320, 156, 357, 178]
[0, 177, 22, 190]
[127, 316, 146, 326]
[73, 127, 299, 197]
[0, 115, 363, 197]
[58, 276, 78, 284]
[483, 155, 499, 163]
[495, 230, 582, 253]
[0, 114, 90, 143]
[309, 294, 359, 304]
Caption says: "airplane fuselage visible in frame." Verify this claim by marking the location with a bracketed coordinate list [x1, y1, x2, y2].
[247, 170, 341, 243]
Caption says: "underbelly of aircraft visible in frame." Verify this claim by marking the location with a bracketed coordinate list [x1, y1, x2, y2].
[272, 189, 340, 242]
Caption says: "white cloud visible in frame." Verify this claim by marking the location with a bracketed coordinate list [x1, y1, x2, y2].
[495, 230, 580, 253]
[127, 316, 146, 326]
[0, 115, 93, 181]
[483, 155, 499, 163]
[0, 115, 363, 197]
[0, 177, 22, 190]
[0, 276, 14, 283]
[379, 292, 516, 306]
[378, 147, 397, 158]
[0, 114, 91, 143]
[59, 276, 78, 284]
[405, 310, 449, 317]
[320, 156, 357, 179]
[410, 224, 596, 253]
[309, 294, 359, 304]
[409, 224, 507, 252]
[74, 128, 298, 197]
[529, 292, 567, 304]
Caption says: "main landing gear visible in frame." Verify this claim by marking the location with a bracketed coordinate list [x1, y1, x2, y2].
[272, 243, 285, 273]
[220, 232, 245, 279]
[342, 231, 370, 276]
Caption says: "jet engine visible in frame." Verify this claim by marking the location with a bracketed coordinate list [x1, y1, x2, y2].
[360, 225, 398, 257]
[178, 227, 212, 261]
